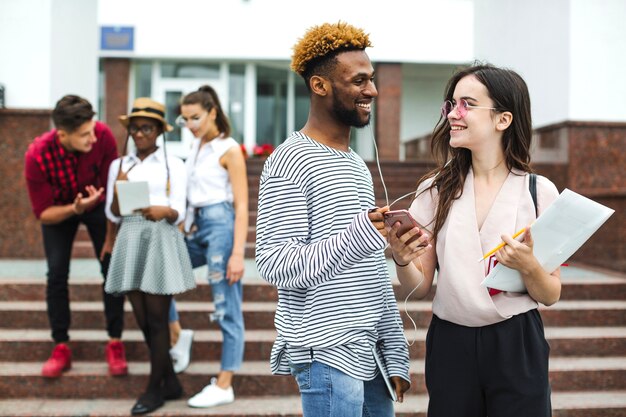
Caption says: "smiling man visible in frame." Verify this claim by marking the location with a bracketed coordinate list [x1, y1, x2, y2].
[255, 22, 411, 417]
[24, 95, 127, 379]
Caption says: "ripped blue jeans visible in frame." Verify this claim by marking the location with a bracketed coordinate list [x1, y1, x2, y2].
[185, 202, 244, 371]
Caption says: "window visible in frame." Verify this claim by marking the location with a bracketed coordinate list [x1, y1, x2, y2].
[229, 64, 245, 143]
[134, 61, 152, 97]
[294, 81, 309, 131]
[161, 63, 220, 79]
[164, 91, 182, 142]
[256, 66, 288, 147]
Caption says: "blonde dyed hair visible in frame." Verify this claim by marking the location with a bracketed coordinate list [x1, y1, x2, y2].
[290, 21, 372, 76]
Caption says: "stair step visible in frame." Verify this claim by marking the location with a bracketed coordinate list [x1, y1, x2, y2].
[0, 361, 298, 398]
[1, 299, 624, 329]
[0, 329, 277, 362]
[0, 279, 278, 303]
[544, 327, 626, 356]
[0, 391, 624, 416]
[0, 358, 623, 399]
[70, 241, 95, 258]
[1, 278, 624, 303]
[1, 328, 624, 361]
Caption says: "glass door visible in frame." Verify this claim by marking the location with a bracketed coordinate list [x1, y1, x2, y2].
[153, 79, 227, 160]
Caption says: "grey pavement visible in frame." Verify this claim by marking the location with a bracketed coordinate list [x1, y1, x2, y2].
[0, 258, 624, 283]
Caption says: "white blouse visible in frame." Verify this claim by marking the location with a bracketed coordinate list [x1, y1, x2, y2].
[105, 147, 187, 225]
[186, 135, 239, 208]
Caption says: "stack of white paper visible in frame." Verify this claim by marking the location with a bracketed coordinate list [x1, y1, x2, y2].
[481, 189, 615, 292]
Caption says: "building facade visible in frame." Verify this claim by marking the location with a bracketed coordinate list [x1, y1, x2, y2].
[1, 0, 624, 271]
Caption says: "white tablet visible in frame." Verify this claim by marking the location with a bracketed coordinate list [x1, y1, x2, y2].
[372, 344, 398, 402]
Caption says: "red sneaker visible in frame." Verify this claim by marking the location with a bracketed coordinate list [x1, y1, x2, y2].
[106, 340, 128, 376]
[41, 343, 72, 378]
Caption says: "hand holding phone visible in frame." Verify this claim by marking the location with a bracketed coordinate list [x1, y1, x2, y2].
[384, 209, 424, 237]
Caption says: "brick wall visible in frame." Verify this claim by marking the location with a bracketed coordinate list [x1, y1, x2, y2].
[374, 63, 402, 160]
[0, 109, 51, 257]
[404, 121, 625, 272]
[536, 122, 626, 272]
[102, 58, 131, 151]
[0, 68, 129, 259]
[1, 102, 624, 271]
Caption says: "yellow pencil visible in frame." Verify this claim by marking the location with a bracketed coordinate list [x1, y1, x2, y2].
[478, 227, 527, 262]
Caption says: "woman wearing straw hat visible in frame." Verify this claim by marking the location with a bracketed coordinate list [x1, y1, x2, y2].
[104, 97, 196, 415]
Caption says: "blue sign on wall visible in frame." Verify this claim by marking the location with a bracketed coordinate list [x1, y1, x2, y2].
[100, 26, 134, 51]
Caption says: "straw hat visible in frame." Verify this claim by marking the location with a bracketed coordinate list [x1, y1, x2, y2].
[119, 97, 174, 132]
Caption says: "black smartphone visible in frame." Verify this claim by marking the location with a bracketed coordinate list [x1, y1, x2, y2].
[383, 209, 427, 245]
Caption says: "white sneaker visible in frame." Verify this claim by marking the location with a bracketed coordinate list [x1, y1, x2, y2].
[170, 329, 194, 373]
[187, 377, 235, 408]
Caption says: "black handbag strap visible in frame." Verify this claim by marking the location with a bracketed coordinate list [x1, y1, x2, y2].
[529, 173, 538, 217]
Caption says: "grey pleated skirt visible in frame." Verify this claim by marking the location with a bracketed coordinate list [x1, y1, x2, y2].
[105, 215, 196, 295]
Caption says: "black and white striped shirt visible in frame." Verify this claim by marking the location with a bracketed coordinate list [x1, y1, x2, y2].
[256, 132, 410, 382]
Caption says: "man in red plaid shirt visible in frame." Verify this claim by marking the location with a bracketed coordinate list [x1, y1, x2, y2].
[24, 95, 127, 378]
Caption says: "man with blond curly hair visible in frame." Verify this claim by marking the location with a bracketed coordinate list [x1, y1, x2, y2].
[255, 21, 411, 416]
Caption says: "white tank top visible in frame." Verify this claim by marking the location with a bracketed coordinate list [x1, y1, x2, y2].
[186, 135, 239, 207]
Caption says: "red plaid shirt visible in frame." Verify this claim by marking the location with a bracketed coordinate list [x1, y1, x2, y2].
[24, 121, 119, 218]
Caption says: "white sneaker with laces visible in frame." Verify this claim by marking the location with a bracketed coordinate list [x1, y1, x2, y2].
[170, 329, 194, 373]
[187, 377, 235, 408]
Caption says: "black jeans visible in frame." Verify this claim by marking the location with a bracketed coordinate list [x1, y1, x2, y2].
[42, 203, 125, 343]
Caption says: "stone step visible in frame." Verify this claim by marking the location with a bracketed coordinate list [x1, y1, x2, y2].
[1, 278, 624, 303]
[70, 241, 96, 259]
[72, 240, 257, 259]
[1, 328, 624, 362]
[0, 357, 624, 399]
[0, 279, 278, 303]
[0, 391, 625, 417]
[1, 299, 624, 330]
[77, 223, 259, 242]
[75, 232, 261, 260]
[0, 329, 277, 362]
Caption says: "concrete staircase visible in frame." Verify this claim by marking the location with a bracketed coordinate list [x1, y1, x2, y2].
[5, 159, 625, 416]
[0, 262, 625, 416]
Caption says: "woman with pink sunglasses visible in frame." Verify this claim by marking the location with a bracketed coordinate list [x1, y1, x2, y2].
[388, 63, 561, 417]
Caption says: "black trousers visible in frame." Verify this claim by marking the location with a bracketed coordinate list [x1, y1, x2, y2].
[42, 203, 125, 343]
[425, 310, 551, 417]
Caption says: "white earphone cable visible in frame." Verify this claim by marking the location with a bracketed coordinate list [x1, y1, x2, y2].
[368, 124, 423, 347]
[369, 125, 389, 207]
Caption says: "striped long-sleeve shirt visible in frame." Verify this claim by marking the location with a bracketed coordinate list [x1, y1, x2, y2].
[255, 132, 410, 383]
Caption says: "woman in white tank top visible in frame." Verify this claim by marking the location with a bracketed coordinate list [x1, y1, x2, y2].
[176, 85, 249, 409]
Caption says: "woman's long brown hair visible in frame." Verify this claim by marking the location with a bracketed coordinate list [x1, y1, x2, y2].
[417, 63, 534, 240]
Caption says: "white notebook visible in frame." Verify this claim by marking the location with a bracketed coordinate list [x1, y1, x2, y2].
[482, 189, 615, 292]
[115, 180, 150, 216]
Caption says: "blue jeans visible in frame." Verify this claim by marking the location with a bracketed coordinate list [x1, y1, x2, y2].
[289, 361, 395, 417]
[168, 299, 179, 322]
[186, 202, 244, 371]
